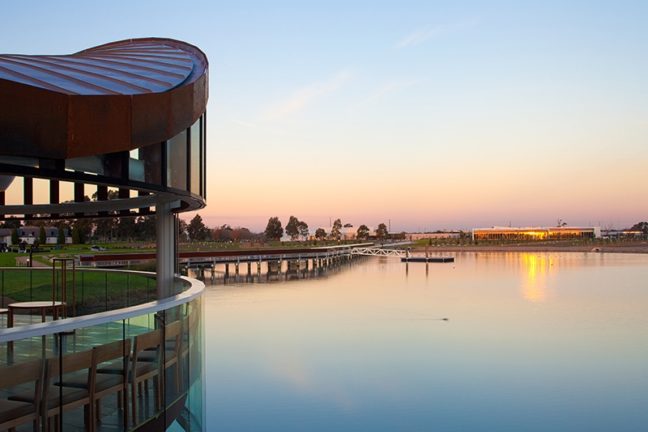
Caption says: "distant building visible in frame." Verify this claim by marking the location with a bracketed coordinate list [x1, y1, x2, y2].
[601, 229, 643, 239]
[407, 232, 462, 241]
[472, 226, 601, 241]
[17, 226, 71, 245]
[0, 228, 11, 247]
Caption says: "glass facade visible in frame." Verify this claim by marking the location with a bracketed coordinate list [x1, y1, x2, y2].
[0, 113, 206, 219]
[190, 120, 201, 196]
[167, 130, 188, 191]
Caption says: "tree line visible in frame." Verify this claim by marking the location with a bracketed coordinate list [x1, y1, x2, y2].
[263, 215, 389, 241]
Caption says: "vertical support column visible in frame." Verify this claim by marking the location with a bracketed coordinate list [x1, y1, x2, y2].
[24, 177, 33, 219]
[97, 185, 108, 217]
[74, 183, 85, 217]
[50, 180, 59, 218]
[156, 200, 176, 299]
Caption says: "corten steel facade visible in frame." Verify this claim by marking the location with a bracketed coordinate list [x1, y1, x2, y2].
[0, 38, 207, 218]
[472, 226, 601, 241]
[0, 39, 209, 431]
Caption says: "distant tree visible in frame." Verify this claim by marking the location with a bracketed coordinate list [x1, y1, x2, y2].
[1, 220, 21, 230]
[11, 228, 19, 245]
[264, 217, 284, 241]
[330, 219, 342, 240]
[57, 227, 65, 244]
[135, 216, 156, 241]
[116, 217, 137, 241]
[298, 221, 309, 240]
[285, 216, 301, 241]
[95, 218, 117, 241]
[178, 219, 189, 242]
[630, 221, 648, 236]
[91, 189, 119, 201]
[212, 224, 232, 242]
[343, 223, 353, 228]
[71, 227, 81, 244]
[376, 223, 388, 240]
[188, 214, 209, 241]
[315, 228, 327, 240]
[356, 224, 370, 240]
[234, 227, 255, 242]
[38, 226, 46, 244]
[72, 219, 92, 244]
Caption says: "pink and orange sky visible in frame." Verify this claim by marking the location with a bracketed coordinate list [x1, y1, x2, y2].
[3, 1, 647, 232]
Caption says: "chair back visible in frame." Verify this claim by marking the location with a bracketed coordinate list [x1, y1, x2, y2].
[0, 359, 43, 402]
[94, 339, 132, 365]
[133, 328, 162, 357]
[46, 349, 94, 381]
[165, 320, 182, 345]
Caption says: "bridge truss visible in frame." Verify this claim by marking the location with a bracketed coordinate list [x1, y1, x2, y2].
[350, 247, 409, 258]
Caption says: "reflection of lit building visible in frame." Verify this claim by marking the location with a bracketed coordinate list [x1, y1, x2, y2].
[472, 226, 601, 241]
[520, 253, 549, 302]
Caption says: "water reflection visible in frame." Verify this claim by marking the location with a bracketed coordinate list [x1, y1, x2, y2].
[520, 253, 550, 302]
[204, 253, 648, 432]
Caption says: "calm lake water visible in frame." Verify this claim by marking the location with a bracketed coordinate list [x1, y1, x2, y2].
[203, 252, 648, 431]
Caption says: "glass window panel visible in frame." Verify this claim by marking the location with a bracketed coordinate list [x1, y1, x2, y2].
[190, 120, 201, 196]
[167, 130, 187, 190]
[202, 113, 207, 199]
[139, 143, 162, 185]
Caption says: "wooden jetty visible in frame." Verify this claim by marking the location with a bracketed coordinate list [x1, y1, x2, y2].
[401, 256, 454, 263]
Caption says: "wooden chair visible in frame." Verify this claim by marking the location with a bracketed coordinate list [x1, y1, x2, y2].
[56, 340, 131, 430]
[138, 320, 182, 395]
[10, 350, 94, 432]
[130, 329, 162, 426]
[0, 359, 43, 432]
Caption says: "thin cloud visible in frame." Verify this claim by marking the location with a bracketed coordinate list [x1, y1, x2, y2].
[396, 19, 478, 49]
[264, 70, 353, 119]
[352, 79, 420, 110]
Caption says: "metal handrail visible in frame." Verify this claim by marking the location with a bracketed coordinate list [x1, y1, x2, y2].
[0, 272, 204, 343]
[0, 266, 157, 277]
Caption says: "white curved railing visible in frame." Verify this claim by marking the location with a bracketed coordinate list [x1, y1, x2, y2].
[0, 271, 205, 343]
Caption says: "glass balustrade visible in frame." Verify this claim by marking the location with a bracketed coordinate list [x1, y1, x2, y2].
[0, 269, 204, 432]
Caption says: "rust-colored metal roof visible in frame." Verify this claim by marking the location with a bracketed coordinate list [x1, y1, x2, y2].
[0, 38, 208, 159]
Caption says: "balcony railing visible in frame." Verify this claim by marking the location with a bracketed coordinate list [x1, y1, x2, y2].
[0, 268, 205, 431]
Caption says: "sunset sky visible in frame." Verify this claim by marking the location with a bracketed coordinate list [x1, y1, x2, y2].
[3, 1, 647, 231]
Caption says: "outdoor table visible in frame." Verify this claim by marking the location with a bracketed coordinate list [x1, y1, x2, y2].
[7, 301, 66, 328]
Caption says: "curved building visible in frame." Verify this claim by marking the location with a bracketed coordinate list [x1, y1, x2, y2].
[0, 39, 208, 431]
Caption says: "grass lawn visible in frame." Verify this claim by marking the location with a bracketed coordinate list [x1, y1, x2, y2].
[0, 253, 22, 267]
[0, 268, 156, 314]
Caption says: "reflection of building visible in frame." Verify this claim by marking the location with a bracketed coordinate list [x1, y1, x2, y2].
[0, 38, 208, 430]
[520, 253, 549, 302]
[472, 226, 601, 241]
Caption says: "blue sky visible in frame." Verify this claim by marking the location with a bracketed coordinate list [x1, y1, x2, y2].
[3, 1, 647, 231]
